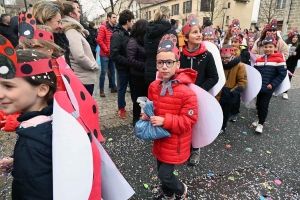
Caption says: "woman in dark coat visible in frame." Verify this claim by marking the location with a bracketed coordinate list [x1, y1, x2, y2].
[144, 6, 178, 88]
[126, 19, 148, 126]
[88, 22, 98, 59]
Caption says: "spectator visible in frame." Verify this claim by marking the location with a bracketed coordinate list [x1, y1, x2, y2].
[0, 14, 18, 47]
[110, 10, 135, 119]
[144, 6, 178, 87]
[96, 12, 118, 97]
[126, 19, 148, 126]
[170, 19, 178, 32]
[62, 1, 99, 96]
[32, 1, 72, 67]
[254, 26, 260, 40]
[88, 22, 98, 59]
[216, 25, 222, 35]
[202, 18, 212, 29]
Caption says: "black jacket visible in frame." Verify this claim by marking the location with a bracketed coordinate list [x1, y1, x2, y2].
[12, 105, 53, 200]
[110, 24, 131, 71]
[54, 32, 72, 67]
[240, 45, 251, 65]
[0, 23, 18, 47]
[286, 44, 300, 68]
[180, 46, 219, 91]
[88, 27, 98, 53]
[144, 20, 178, 85]
[126, 38, 146, 76]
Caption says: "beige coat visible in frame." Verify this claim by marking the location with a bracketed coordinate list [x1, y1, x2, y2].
[62, 17, 99, 85]
[252, 39, 289, 60]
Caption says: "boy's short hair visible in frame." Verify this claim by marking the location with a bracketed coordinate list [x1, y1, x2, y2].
[118, 10, 134, 25]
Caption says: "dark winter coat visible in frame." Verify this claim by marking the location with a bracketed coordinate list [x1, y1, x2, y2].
[144, 20, 178, 85]
[240, 45, 251, 65]
[12, 105, 53, 200]
[286, 44, 300, 68]
[126, 38, 146, 76]
[180, 43, 219, 91]
[0, 23, 18, 47]
[53, 32, 71, 67]
[254, 52, 287, 93]
[88, 27, 98, 53]
[110, 24, 131, 71]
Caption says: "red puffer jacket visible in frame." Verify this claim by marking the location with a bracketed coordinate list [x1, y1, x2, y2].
[96, 21, 114, 57]
[148, 68, 198, 164]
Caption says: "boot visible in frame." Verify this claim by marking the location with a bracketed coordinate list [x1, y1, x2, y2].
[100, 90, 105, 97]
[111, 88, 117, 93]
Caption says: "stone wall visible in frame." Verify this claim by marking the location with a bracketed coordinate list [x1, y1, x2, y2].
[287, 0, 300, 33]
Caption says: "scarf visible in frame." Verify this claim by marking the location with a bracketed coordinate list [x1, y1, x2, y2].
[182, 43, 207, 68]
[223, 56, 241, 70]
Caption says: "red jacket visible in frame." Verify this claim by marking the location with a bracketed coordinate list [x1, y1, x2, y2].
[96, 21, 114, 57]
[148, 68, 198, 164]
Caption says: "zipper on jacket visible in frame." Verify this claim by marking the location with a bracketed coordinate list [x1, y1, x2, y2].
[177, 137, 180, 154]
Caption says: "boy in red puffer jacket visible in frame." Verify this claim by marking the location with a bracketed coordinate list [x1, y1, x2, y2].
[252, 32, 287, 134]
[143, 34, 198, 200]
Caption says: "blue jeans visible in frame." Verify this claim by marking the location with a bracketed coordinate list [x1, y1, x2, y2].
[117, 71, 135, 109]
[99, 56, 116, 90]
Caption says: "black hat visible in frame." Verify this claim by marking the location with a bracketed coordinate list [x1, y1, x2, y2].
[202, 18, 212, 28]
[171, 19, 177, 26]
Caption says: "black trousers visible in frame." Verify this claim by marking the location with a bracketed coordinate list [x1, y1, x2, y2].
[130, 74, 148, 122]
[221, 104, 232, 129]
[83, 84, 94, 96]
[157, 159, 184, 196]
[285, 65, 296, 93]
[230, 94, 241, 115]
[256, 92, 273, 124]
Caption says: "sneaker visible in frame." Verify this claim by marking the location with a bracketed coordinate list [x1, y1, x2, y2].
[230, 114, 238, 122]
[252, 120, 259, 127]
[255, 124, 263, 133]
[219, 128, 226, 134]
[188, 150, 200, 166]
[153, 193, 175, 200]
[175, 183, 187, 200]
[273, 93, 278, 97]
[118, 108, 126, 118]
[283, 93, 288, 100]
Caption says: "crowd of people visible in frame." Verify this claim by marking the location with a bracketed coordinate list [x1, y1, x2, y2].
[0, 1, 299, 199]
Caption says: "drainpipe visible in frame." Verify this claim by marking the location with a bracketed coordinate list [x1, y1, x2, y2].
[285, 0, 293, 34]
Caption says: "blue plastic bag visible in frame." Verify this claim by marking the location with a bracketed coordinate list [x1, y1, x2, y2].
[134, 100, 170, 141]
[96, 45, 101, 66]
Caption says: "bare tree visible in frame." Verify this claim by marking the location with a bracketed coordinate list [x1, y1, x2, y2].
[201, 0, 228, 23]
[258, 0, 286, 25]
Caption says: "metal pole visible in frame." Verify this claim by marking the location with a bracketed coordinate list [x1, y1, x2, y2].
[222, 13, 225, 32]
[24, 0, 27, 11]
[3, 0, 6, 14]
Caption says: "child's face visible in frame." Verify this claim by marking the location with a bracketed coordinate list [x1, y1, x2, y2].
[292, 35, 298, 43]
[231, 27, 240, 34]
[248, 38, 254, 47]
[0, 78, 48, 114]
[203, 35, 215, 43]
[156, 51, 180, 80]
[184, 26, 202, 45]
[264, 43, 276, 55]
[231, 38, 240, 48]
[221, 53, 234, 64]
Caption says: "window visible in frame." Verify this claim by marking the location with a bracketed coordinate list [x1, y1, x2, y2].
[183, 1, 192, 14]
[201, 0, 210, 12]
[203, 17, 210, 24]
[172, 4, 179, 15]
[228, 2, 231, 8]
[136, 10, 138, 19]
[182, 19, 187, 26]
[148, 11, 151, 20]
[226, 16, 229, 25]
[277, 0, 286, 9]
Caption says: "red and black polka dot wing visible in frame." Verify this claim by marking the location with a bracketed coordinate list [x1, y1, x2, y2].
[56, 56, 105, 142]
[0, 35, 17, 79]
[19, 11, 36, 39]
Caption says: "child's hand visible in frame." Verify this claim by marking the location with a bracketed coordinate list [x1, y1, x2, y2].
[267, 84, 273, 90]
[0, 157, 13, 174]
[141, 113, 150, 120]
[150, 116, 165, 126]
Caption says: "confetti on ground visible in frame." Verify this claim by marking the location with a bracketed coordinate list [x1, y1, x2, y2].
[266, 151, 272, 154]
[275, 128, 279, 131]
[143, 183, 149, 189]
[107, 138, 113, 142]
[225, 144, 231, 149]
[246, 148, 253, 152]
[228, 176, 235, 181]
[240, 116, 245, 119]
[242, 131, 247, 135]
[275, 179, 282, 185]
[173, 171, 178, 176]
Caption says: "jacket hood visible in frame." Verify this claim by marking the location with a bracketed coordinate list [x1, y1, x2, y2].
[234, 47, 241, 58]
[146, 20, 172, 39]
[175, 68, 198, 84]
[62, 16, 84, 33]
